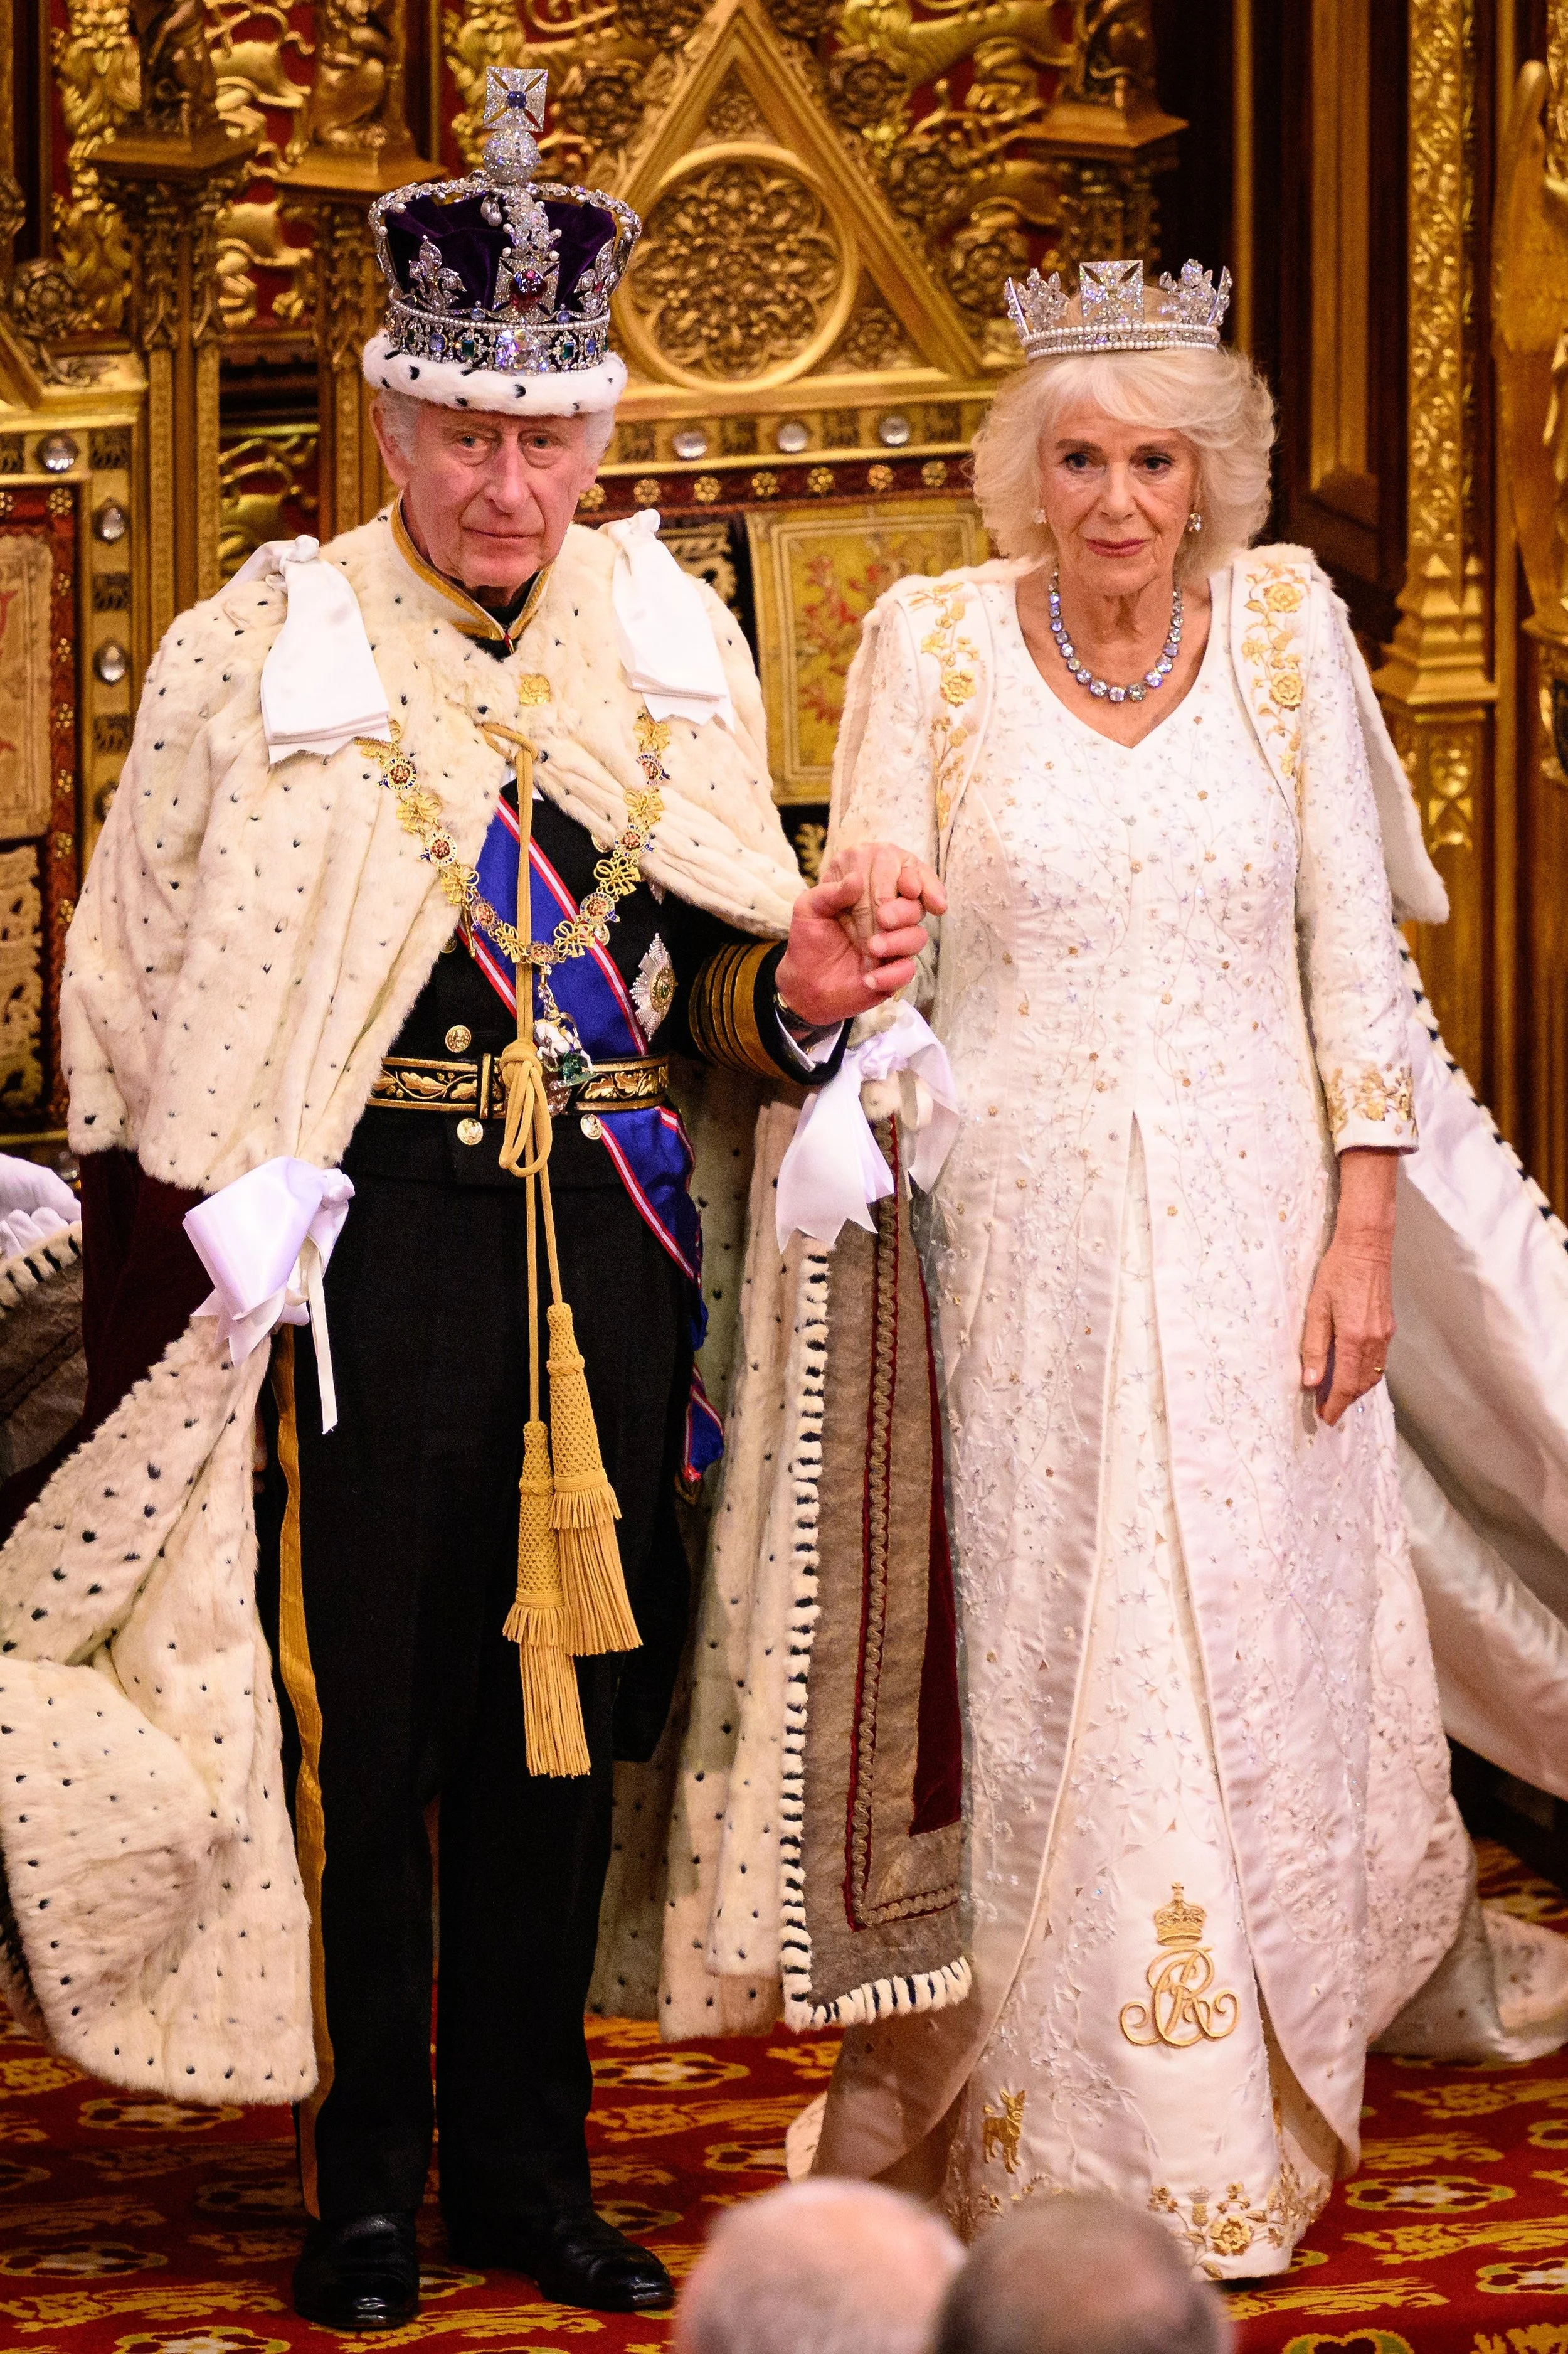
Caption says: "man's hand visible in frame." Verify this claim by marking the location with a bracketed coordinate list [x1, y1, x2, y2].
[774, 842, 946, 1026]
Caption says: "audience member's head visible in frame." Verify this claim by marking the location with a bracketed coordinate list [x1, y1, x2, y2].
[933, 2193, 1231, 2354]
[675, 2179, 965, 2354]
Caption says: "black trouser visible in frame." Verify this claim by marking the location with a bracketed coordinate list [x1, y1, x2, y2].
[255, 1169, 690, 2225]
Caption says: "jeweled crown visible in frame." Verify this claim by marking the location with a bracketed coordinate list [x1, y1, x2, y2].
[1153, 1885, 1207, 1950]
[368, 67, 640, 380]
[1005, 258, 1232, 362]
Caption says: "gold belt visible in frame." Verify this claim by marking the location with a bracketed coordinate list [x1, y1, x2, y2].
[370, 1052, 670, 1119]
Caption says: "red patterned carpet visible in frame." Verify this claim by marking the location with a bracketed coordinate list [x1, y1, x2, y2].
[0, 1841, 1556, 2351]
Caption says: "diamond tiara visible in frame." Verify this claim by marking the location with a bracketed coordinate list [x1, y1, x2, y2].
[1005, 258, 1232, 362]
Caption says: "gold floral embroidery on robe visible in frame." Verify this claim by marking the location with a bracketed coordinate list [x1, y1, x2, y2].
[1322, 1063, 1417, 1138]
[1149, 2161, 1327, 2278]
[907, 582, 978, 841]
[1237, 561, 1311, 806]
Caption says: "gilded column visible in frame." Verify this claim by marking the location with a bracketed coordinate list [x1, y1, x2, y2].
[1372, 0, 1494, 1082]
[1494, 11, 1568, 1209]
[278, 0, 432, 540]
[98, 3, 257, 639]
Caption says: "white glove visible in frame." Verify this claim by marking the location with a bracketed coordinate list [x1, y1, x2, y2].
[0, 1154, 77, 1262]
[775, 1002, 960, 1250]
[0, 1206, 72, 1262]
[184, 1158, 355, 1433]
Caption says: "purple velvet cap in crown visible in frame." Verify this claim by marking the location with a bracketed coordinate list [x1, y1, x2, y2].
[364, 66, 638, 413]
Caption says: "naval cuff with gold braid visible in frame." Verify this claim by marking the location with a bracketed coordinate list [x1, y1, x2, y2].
[686, 941, 798, 1081]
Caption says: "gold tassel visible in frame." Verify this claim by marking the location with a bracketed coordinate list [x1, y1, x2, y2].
[504, 1418, 591, 1777]
[546, 1300, 642, 1657]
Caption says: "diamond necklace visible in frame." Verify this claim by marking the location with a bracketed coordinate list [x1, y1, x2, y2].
[1046, 572, 1182, 705]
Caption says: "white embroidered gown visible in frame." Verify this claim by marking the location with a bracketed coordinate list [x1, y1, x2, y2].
[816, 565, 1469, 2276]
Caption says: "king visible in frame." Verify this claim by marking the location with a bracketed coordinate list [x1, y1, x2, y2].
[24, 68, 938, 2335]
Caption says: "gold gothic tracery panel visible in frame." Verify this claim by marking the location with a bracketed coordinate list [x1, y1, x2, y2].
[21, 0, 1186, 530]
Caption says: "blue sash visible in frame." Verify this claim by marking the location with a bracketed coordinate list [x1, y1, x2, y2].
[474, 796, 724, 1483]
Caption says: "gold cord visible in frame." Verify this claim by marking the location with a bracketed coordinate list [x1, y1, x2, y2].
[498, 734, 641, 1771]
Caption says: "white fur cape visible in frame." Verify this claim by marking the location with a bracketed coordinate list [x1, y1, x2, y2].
[0, 511, 800, 2102]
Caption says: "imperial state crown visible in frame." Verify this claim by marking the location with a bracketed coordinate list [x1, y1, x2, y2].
[362, 67, 640, 417]
[1005, 258, 1232, 362]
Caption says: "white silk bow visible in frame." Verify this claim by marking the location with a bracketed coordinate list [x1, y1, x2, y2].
[230, 535, 391, 764]
[775, 1003, 961, 1250]
[605, 510, 735, 730]
[184, 1158, 356, 1432]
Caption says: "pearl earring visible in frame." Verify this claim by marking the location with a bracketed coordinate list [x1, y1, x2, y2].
[1034, 507, 1047, 525]
[1187, 510, 1204, 533]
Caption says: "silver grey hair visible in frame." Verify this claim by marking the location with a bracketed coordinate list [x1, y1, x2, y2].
[972, 345, 1275, 582]
[933, 2193, 1233, 2354]
[373, 386, 616, 465]
[676, 2180, 965, 2354]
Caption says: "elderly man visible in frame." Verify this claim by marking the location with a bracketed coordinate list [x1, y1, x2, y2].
[27, 65, 938, 2339]
[676, 2180, 964, 2354]
[933, 2197, 1232, 2354]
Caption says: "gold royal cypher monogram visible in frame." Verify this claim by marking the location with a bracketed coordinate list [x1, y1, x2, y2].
[1120, 1885, 1241, 2050]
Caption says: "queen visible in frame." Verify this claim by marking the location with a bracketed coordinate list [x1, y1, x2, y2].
[806, 259, 1568, 2272]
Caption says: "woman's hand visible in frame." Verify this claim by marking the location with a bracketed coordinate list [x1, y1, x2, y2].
[774, 841, 946, 1026]
[1301, 1148, 1398, 1427]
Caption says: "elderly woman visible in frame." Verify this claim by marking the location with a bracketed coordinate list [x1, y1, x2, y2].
[804, 260, 1564, 2273]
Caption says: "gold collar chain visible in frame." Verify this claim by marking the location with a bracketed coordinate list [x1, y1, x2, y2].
[356, 708, 671, 1021]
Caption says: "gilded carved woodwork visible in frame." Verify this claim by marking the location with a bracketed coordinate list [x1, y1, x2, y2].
[286, 0, 421, 173]
[131, 0, 223, 135]
[275, 0, 429, 540]
[218, 422, 320, 576]
[301, 195, 388, 535]
[1496, 61, 1568, 636]
[215, 200, 314, 333]
[1372, 0, 1492, 1087]
[208, 0, 314, 336]
[97, 0, 259, 636]
[625, 155, 850, 386]
[435, 0, 1179, 457]
[1496, 35, 1568, 1211]
[12, 0, 1189, 523]
[11, 0, 138, 346]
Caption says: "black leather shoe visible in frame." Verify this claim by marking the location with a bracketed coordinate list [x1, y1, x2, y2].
[446, 2205, 674, 2312]
[293, 2211, 421, 2331]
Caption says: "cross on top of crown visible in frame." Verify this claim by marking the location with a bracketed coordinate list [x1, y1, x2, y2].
[483, 67, 546, 136]
[1079, 259, 1143, 328]
[481, 66, 547, 184]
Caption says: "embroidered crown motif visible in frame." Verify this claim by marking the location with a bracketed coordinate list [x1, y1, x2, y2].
[1005, 258, 1232, 361]
[368, 66, 640, 381]
[1152, 1883, 1207, 1950]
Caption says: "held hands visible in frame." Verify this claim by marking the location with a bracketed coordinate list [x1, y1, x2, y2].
[775, 841, 947, 1028]
[1301, 1147, 1398, 1428]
